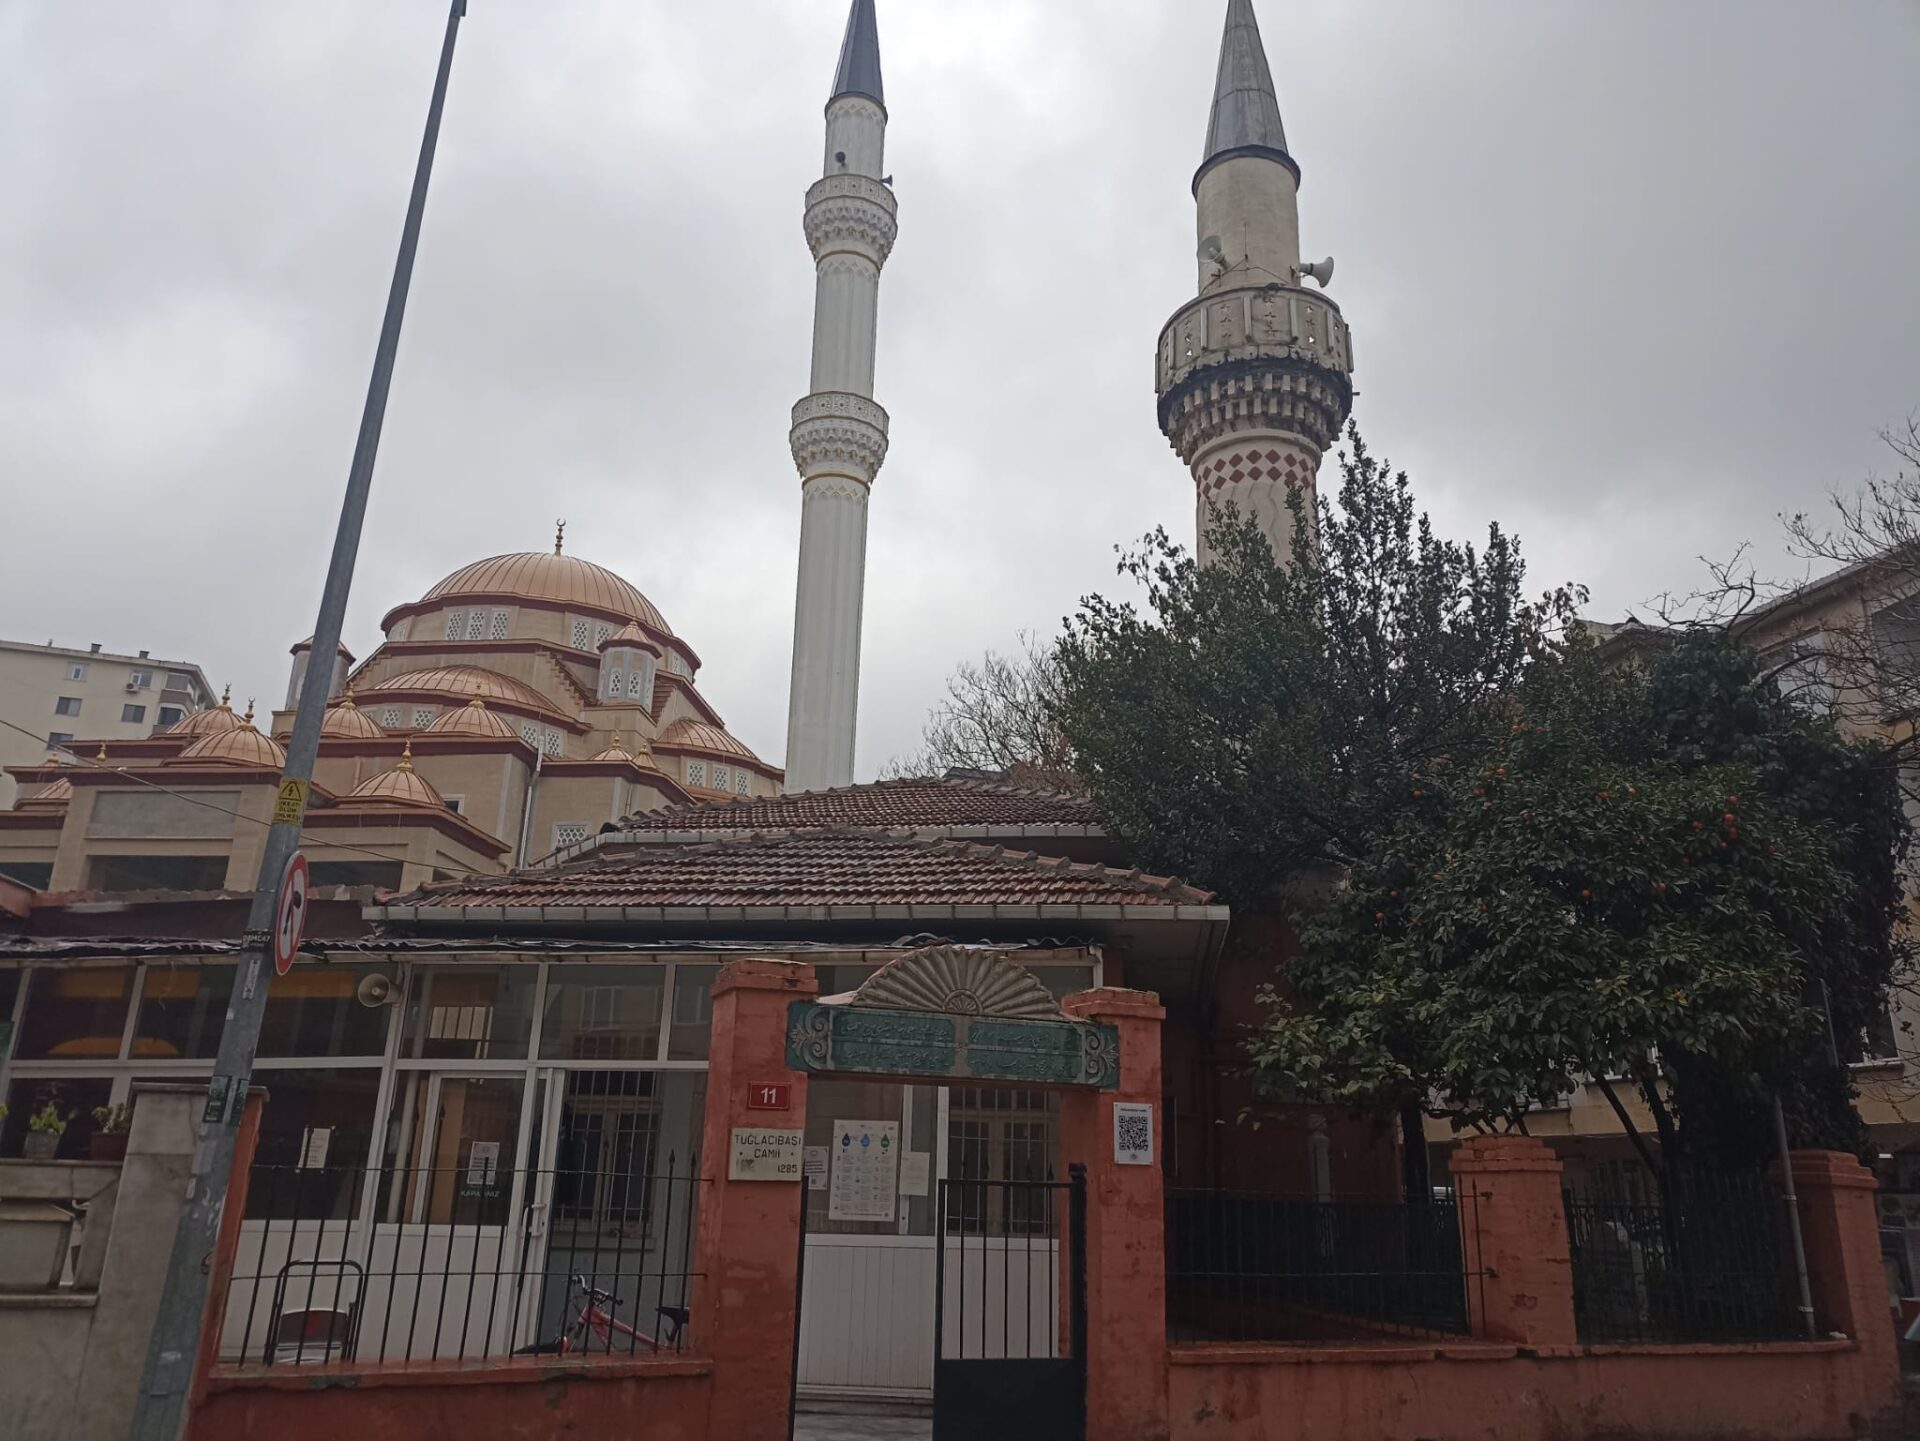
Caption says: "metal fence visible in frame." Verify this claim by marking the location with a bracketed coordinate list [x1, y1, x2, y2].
[1165, 1189, 1477, 1341]
[222, 1157, 703, 1366]
[1562, 1169, 1803, 1344]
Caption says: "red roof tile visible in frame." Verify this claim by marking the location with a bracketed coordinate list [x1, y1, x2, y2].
[615, 777, 1101, 833]
[401, 830, 1206, 910]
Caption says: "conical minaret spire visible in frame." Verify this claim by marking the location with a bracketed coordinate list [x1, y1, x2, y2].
[1155, 0, 1353, 566]
[784, 0, 897, 793]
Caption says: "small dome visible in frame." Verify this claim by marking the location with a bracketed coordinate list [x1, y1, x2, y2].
[358, 665, 564, 718]
[177, 722, 287, 769]
[167, 685, 242, 739]
[591, 734, 656, 767]
[321, 690, 386, 741]
[348, 742, 445, 809]
[19, 775, 73, 808]
[408, 549, 671, 636]
[424, 696, 521, 740]
[599, 621, 660, 655]
[656, 718, 760, 763]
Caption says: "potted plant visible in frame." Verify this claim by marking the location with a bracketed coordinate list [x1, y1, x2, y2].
[89, 1103, 133, 1162]
[23, 1103, 67, 1162]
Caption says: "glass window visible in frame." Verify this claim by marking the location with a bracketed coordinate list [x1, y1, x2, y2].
[121, 703, 146, 724]
[257, 965, 392, 1058]
[157, 706, 184, 727]
[14, 966, 135, 1060]
[665, 964, 717, 1061]
[86, 855, 228, 892]
[1034, 965, 1096, 1002]
[166, 672, 193, 691]
[308, 860, 403, 889]
[243, 1069, 383, 1221]
[380, 1074, 526, 1227]
[541, 965, 665, 1061]
[403, 965, 538, 1061]
[47, 731, 73, 748]
[2, 1076, 113, 1159]
[0, 968, 22, 1036]
[129, 671, 152, 689]
[136, 962, 234, 1059]
[54, 696, 82, 717]
[67, 663, 88, 682]
[0, 863, 51, 889]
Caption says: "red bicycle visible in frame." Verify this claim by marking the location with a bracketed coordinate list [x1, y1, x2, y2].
[515, 1274, 689, 1355]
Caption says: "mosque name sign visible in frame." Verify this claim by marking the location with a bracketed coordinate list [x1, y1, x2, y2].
[785, 1002, 1119, 1090]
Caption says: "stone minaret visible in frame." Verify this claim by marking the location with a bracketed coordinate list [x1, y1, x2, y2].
[785, 0, 895, 793]
[1156, 0, 1354, 566]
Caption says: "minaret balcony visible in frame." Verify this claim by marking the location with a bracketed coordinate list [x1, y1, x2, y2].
[1155, 281, 1353, 399]
[790, 391, 891, 486]
[803, 174, 898, 266]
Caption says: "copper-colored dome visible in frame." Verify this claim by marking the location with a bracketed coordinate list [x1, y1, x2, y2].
[598, 621, 660, 654]
[321, 692, 386, 740]
[424, 696, 521, 740]
[656, 719, 759, 763]
[177, 724, 287, 769]
[166, 686, 242, 739]
[19, 775, 73, 807]
[416, 552, 671, 635]
[348, 744, 445, 809]
[590, 734, 656, 767]
[358, 665, 565, 718]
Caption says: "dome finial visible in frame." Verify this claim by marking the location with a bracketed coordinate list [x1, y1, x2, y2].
[398, 738, 416, 773]
[468, 695, 487, 709]
[96, 741, 108, 763]
[219, 683, 232, 710]
[243, 697, 256, 725]
[342, 681, 358, 709]
[554, 518, 567, 555]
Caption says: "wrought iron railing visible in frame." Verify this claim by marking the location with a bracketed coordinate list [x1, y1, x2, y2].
[1562, 1169, 1803, 1344]
[1165, 1189, 1477, 1341]
[221, 1157, 703, 1366]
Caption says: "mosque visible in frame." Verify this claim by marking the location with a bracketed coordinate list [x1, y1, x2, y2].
[0, 0, 1380, 1404]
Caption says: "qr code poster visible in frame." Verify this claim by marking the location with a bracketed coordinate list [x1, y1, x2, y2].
[1113, 1102, 1154, 1166]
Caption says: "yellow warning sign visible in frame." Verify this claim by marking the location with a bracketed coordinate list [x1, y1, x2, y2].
[272, 778, 309, 826]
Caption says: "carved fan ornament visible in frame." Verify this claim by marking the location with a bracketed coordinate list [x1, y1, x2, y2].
[850, 947, 1062, 1020]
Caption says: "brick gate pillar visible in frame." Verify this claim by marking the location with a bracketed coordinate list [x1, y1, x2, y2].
[1060, 987, 1169, 1441]
[691, 959, 816, 1441]
[1787, 1149, 1900, 1414]
[1448, 1135, 1578, 1346]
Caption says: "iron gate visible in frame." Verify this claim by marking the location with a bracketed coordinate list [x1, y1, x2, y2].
[933, 1164, 1086, 1441]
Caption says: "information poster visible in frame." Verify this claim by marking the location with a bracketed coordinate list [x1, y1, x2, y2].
[803, 1146, 830, 1191]
[898, 1152, 930, 1198]
[828, 1118, 899, 1222]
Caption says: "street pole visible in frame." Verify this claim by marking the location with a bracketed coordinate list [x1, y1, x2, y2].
[129, 4, 467, 1436]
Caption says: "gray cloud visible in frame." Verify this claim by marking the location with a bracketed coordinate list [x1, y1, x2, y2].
[4, 1, 1917, 774]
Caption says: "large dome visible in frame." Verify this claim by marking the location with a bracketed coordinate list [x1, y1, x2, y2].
[414, 551, 671, 635]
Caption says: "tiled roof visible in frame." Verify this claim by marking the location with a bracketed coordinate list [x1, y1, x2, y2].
[399, 830, 1208, 910]
[615, 777, 1101, 833]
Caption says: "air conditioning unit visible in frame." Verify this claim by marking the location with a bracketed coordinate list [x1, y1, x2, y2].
[125, 681, 142, 692]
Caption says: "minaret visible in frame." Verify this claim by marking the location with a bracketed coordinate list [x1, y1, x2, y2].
[1156, 0, 1354, 565]
[784, 0, 896, 793]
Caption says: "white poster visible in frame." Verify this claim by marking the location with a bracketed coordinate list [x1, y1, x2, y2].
[898, 1152, 930, 1198]
[466, 1140, 502, 1187]
[1113, 1102, 1155, 1166]
[297, 1126, 332, 1171]
[828, 1119, 899, 1222]
[803, 1145, 830, 1191]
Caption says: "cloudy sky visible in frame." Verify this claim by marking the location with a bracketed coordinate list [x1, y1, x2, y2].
[4, 1, 1917, 777]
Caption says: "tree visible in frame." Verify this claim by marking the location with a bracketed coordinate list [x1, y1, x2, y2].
[1056, 429, 1571, 1192]
[1249, 632, 1903, 1182]
[884, 631, 1075, 789]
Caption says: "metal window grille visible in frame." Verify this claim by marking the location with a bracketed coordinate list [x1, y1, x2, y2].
[571, 619, 591, 650]
[411, 707, 435, 729]
[379, 707, 402, 729]
[685, 761, 705, 788]
[491, 610, 510, 640]
[606, 669, 625, 699]
[552, 822, 589, 852]
[445, 613, 463, 641]
[594, 625, 611, 648]
[709, 764, 729, 791]
[1165, 1188, 1479, 1341]
[1563, 1168, 1804, 1343]
[227, 1153, 702, 1366]
[734, 770, 750, 795]
[466, 611, 486, 640]
[543, 731, 564, 757]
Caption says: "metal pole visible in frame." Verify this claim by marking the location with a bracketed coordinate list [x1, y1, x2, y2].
[1773, 1094, 1818, 1340]
[128, 5, 467, 1435]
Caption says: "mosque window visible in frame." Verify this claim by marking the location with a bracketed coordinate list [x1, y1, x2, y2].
[710, 764, 729, 791]
[445, 613, 463, 641]
[551, 821, 589, 852]
[543, 731, 565, 757]
[686, 761, 706, 788]
[594, 624, 612, 648]
[466, 611, 487, 640]
[521, 723, 541, 748]
[735, 769, 750, 795]
[412, 707, 435, 729]
[490, 610, 510, 639]
[606, 669, 625, 699]
[379, 707, 403, 729]
[571, 619, 591, 650]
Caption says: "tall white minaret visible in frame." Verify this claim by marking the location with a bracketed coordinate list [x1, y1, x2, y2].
[784, 0, 895, 794]
[1156, 0, 1354, 566]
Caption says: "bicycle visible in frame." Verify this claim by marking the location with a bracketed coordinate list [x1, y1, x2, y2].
[514, 1273, 689, 1356]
